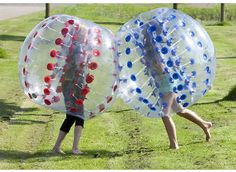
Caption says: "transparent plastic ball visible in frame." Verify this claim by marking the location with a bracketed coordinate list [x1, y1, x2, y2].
[19, 14, 119, 120]
[117, 8, 216, 117]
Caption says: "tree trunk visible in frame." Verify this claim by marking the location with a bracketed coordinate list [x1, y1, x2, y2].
[173, 3, 178, 10]
[220, 3, 225, 23]
[45, 3, 50, 19]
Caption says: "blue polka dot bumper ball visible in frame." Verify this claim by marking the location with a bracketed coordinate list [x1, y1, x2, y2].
[117, 8, 216, 117]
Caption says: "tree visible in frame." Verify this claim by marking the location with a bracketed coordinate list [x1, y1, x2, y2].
[45, 3, 50, 19]
[220, 3, 225, 23]
[173, 3, 178, 10]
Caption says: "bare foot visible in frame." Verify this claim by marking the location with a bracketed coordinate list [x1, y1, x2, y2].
[72, 149, 84, 155]
[52, 147, 66, 155]
[169, 144, 179, 150]
[203, 122, 212, 141]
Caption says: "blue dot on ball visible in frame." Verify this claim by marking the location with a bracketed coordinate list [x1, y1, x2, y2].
[181, 21, 186, 27]
[136, 87, 142, 94]
[173, 87, 177, 93]
[180, 94, 187, 100]
[189, 31, 195, 37]
[192, 71, 197, 77]
[192, 82, 197, 88]
[167, 39, 172, 46]
[161, 47, 168, 54]
[125, 35, 131, 42]
[130, 74, 136, 81]
[155, 36, 163, 42]
[139, 22, 144, 26]
[206, 66, 211, 74]
[176, 97, 181, 103]
[150, 107, 156, 111]
[197, 41, 203, 47]
[138, 97, 144, 102]
[125, 48, 131, 55]
[143, 99, 149, 104]
[203, 54, 208, 60]
[167, 60, 174, 67]
[134, 33, 139, 39]
[162, 102, 168, 108]
[190, 58, 195, 65]
[171, 49, 177, 56]
[172, 73, 179, 80]
[177, 84, 183, 91]
[183, 102, 189, 107]
[127, 61, 132, 68]
[159, 92, 164, 98]
[175, 59, 180, 66]
[149, 25, 157, 32]
[205, 78, 209, 85]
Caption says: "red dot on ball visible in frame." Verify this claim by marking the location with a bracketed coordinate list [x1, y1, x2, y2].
[23, 68, 26, 75]
[98, 104, 105, 112]
[55, 38, 62, 45]
[88, 62, 98, 70]
[24, 81, 29, 88]
[56, 86, 62, 93]
[50, 50, 57, 58]
[113, 84, 118, 92]
[28, 93, 32, 99]
[44, 99, 51, 105]
[93, 49, 100, 57]
[44, 76, 51, 83]
[47, 63, 54, 70]
[81, 87, 90, 96]
[95, 38, 101, 45]
[70, 108, 77, 113]
[86, 74, 94, 84]
[53, 96, 60, 102]
[33, 32, 38, 38]
[43, 88, 50, 95]
[75, 99, 84, 105]
[68, 19, 74, 25]
[61, 27, 68, 35]
[107, 96, 113, 103]
[24, 55, 28, 62]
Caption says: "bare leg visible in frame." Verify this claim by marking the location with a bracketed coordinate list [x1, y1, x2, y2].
[52, 130, 67, 154]
[72, 125, 83, 155]
[162, 92, 179, 149]
[177, 109, 212, 141]
[162, 116, 179, 149]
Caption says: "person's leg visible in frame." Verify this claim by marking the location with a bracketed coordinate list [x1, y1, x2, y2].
[161, 92, 179, 149]
[72, 116, 84, 154]
[177, 109, 212, 141]
[162, 116, 179, 149]
[53, 114, 75, 154]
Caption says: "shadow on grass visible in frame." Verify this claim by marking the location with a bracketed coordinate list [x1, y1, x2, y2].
[196, 85, 236, 105]
[94, 21, 124, 25]
[0, 147, 156, 162]
[107, 109, 133, 113]
[0, 99, 38, 121]
[218, 56, 236, 59]
[0, 34, 25, 42]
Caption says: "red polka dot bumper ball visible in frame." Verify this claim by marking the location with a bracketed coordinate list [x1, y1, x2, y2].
[18, 15, 119, 120]
[117, 8, 216, 118]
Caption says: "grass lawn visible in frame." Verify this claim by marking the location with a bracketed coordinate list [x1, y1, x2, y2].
[0, 4, 236, 169]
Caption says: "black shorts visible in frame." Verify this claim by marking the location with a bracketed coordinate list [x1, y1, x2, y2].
[60, 114, 84, 133]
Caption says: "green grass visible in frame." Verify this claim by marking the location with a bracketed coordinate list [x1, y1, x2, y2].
[0, 47, 8, 59]
[0, 4, 236, 169]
